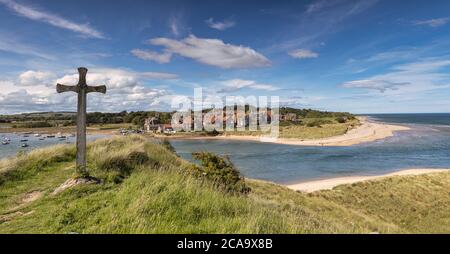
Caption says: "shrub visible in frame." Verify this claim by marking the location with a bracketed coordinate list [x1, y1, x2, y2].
[20, 121, 54, 128]
[336, 117, 347, 123]
[191, 152, 250, 194]
[205, 129, 220, 136]
[306, 119, 333, 127]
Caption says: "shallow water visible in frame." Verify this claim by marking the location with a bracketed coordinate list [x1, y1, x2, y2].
[171, 114, 450, 184]
[0, 133, 108, 159]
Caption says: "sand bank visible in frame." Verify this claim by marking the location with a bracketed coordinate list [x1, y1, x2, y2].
[165, 117, 410, 147]
[287, 169, 449, 193]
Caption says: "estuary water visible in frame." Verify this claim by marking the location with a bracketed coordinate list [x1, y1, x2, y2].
[171, 113, 450, 184]
[0, 133, 107, 159]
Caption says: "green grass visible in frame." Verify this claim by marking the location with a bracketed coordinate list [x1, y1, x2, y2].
[0, 135, 449, 233]
[222, 118, 359, 139]
[279, 118, 358, 139]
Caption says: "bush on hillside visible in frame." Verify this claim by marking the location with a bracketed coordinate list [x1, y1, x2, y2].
[205, 129, 220, 136]
[13, 121, 54, 128]
[336, 117, 347, 123]
[306, 119, 332, 128]
[190, 152, 250, 194]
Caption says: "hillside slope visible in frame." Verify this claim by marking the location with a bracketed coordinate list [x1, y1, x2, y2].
[0, 136, 449, 233]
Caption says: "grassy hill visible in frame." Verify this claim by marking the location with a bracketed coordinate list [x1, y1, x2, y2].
[0, 136, 449, 233]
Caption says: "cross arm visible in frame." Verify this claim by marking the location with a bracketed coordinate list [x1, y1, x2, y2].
[87, 85, 107, 94]
[56, 83, 78, 93]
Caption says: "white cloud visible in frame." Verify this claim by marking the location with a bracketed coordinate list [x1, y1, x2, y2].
[269, 0, 378, 53]
[56, 68, 178, 89]
[205, 18, 236, 30]
[306, 0, 339, 14]
[414, 17, 450, 28]
[341, 58, 450, 95]
[147, 35, 271, 69]
[131, 49, 172, 64]
[288, 49, 319, 59]
[18, 70, 55, 86]
[218, 79, 279, 93]
[0, 39, 55, 60]
[341, 80, 410, 92]
[168, 15, 183, 37]
[0, 0, 104, 39]
[0, 68, 178, 114]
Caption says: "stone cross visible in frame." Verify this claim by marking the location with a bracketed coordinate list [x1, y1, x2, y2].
[56, 67, 106, 176]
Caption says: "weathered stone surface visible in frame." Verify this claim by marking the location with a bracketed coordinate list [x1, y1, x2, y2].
[56, 67, 106, 175]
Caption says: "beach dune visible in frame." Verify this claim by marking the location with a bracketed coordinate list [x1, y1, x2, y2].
[287, 169, 449, 193]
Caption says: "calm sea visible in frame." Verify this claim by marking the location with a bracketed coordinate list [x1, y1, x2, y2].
[171, 113, 450, 184]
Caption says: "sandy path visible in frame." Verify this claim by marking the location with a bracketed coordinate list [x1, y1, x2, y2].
[164, 117, 410, 147]
[286, 169, 449, 193]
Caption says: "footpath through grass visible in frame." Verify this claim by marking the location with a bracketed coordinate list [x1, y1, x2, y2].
[0, 135, 449, 233]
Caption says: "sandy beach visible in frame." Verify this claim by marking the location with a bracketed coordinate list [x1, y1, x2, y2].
[165, 117, 410, 147]
[287, 168, 449, 193]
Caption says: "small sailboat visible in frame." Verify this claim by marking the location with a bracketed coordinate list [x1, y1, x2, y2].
[21, 143, 29, 148]
[1, 140, 9, 145]
[20, 139, 28, 142]
[34, 133, 41, 137]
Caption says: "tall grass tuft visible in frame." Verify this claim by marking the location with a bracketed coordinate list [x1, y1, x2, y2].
[0, 144, 76, 185]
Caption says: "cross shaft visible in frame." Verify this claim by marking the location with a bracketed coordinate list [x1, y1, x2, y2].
[56, 67, 106, 176]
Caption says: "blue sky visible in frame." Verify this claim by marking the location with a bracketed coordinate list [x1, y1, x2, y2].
[1, 0, 450, 114]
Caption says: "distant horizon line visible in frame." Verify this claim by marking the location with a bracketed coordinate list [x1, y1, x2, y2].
[2, 110, 450, 116]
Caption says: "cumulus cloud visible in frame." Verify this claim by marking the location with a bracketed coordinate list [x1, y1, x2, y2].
[0, 68, 178, 114]
[143, 35, 270, 69]
[131, 49, 172, 64]
[205, 18, 236, 30]
[218, 79, 279, 93]
[414, 17, 450, 28]
[0, 0, 104, 39]
[288, 49, 319, 59]
[18, 70, 56, 86]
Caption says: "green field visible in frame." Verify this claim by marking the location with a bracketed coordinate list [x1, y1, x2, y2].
[0, 136, 448, 233]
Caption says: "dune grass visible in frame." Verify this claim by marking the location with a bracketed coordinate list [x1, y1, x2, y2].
[0, 135, 449, 233]
[223, 118, 359, 139]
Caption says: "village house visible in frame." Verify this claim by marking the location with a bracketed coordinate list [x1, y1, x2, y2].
[144, 116, 175, 134]
[281, 113, 297, 121]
